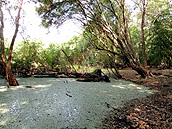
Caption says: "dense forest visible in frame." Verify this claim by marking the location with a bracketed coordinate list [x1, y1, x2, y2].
[0, 0, 171, 86]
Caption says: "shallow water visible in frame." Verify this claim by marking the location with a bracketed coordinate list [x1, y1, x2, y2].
[0, 77, 153, 128]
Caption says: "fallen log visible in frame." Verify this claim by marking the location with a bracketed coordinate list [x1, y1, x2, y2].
[76, 69, 110, 82]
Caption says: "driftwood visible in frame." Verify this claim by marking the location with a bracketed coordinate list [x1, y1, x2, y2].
[76, 69, 110, 82]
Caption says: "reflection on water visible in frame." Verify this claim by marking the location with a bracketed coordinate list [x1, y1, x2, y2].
[0, 77, 153, 128]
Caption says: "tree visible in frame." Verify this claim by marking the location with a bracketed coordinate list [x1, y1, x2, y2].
[141, 0, 147, 67]
[36, 0, 153, 78]
[147, 7, 172, 66]
[0, 0, 23, 86]
[13, 40, 46, 70]
[0, 1, 6, 83]
[132, 0, 149, 67]
[42, 43, 61, 68]
[132, 0, 171, 67]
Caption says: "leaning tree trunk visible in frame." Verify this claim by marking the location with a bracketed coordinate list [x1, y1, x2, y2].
[1, 5, 17, 87]
[107, 0, 152, 78]
[6, 59, 19, 86]
[131, 64, 150, 78]
[120, 0, 151, 78]
[0, 61, 19, 86]
[0, 0, 23, 86]
[6, 0, 23, 86]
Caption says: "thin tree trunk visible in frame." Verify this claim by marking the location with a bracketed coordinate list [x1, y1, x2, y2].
[0, 5, 5, 65]
[141, 0, 147, 67]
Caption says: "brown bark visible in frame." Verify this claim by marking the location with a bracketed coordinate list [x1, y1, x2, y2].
[0, 0, 23, 86]
[6, 71, 19, 86]
[109, 0, 151, 78]
[113, 0, 151, 78]
[131, 65, 148, 78]
[6, 0, 23, 86]
[141, 0, 147, 67]
[0, 6, 5, 64]
[0, 4, 9, 86]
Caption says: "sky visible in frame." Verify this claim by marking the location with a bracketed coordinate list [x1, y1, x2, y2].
[3, 1, 82, 46]
[3, 0, 134, 46]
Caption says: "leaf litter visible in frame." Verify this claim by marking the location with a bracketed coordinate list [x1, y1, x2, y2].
[103, 69, 172, 128]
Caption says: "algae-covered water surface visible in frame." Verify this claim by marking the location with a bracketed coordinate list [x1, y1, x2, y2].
[0, 77, 153, 128]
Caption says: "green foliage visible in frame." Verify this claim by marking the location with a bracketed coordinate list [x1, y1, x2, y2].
[146, 7, 172, 66]
[41, 43, 61, 68]
[129, 25, 143, 61]
[12, 40, 63, 70]
[36, 0, 78, 28]
[60, 33, 115, 67]
[130, 0, 172, 66]
[61, 35, 88, 65]
[12, 40, 45, 69]
[9, 0, 172, 71]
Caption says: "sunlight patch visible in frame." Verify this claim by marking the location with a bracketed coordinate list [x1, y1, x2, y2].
[0, 88, 7, 92]
[34, 84, 52, 88]
[0, 119, 8, 126]
[111, 85, 125, 89]
[21, 101, 28, 105]
[0, 108, 9, 114]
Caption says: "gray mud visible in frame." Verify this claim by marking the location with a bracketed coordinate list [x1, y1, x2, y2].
[0, 77, 153, 128]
